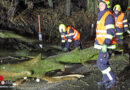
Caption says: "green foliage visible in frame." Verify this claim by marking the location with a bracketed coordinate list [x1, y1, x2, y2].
[1, 45, 130, 81]
[55, 47, 98, 63]
[0, 47, 99, 80]
[0, 31, 38, 43]
[32, 60, 64, 77]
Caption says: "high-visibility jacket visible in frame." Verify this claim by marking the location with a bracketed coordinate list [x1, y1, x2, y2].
[115, 12, 124, 28]
[114, 12, 129, 36]
[96, 11, 116, 45]
[94, 10, 117, 50]
[66, 26, 80, 42]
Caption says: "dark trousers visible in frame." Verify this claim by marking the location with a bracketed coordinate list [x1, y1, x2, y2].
[97, 50, 116, 82]
[74, 39, 80, 48]
[116, 35, 123, 44]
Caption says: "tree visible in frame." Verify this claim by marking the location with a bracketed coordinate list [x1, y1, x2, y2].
[66, 0, 71, 16]
[48, 0, 53, 8]
[87, 0, 89, 11]
[94, 0, 98, 14]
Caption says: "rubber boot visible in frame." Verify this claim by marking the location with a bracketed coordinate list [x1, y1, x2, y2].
[97, 81, 107, 90]
[105, 79, 117, 89]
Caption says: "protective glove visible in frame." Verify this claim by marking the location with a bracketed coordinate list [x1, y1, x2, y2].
[63, 47, 68, 52]
[102, 44, 107, 53]
[38, 32, 42, 41]
[127, 30, 130, 34]
[39, 44, 43, 48]
[120, 36, 123, 39]
[61, 43, 65, 49]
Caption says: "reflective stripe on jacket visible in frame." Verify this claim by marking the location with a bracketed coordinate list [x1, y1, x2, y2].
[96, 11, 116, 45]
[61, 33, 67, 43]
[67, 26, 80, 41]
[94, 43, 116, 50]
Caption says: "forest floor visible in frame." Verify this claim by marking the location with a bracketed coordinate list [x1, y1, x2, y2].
[0, 49, 130, 90]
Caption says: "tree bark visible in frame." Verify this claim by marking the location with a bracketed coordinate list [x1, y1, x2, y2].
[27, 1, 34, 9]
[87, 0, 89, 11]
[94, 0, 98, 14]
[66, 0, 71, 17]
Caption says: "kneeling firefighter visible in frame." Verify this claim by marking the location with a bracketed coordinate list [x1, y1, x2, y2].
[59, 24, 80, 51]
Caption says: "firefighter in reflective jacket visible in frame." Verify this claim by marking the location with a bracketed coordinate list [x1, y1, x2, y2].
[59, 24, 67, 50]
[113, 4, 130, 44]
[94, 1, 117, 89]
[59, 24, 80, 51]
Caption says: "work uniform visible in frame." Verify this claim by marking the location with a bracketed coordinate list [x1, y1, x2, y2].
[65, 26, 80, 49]
[94, 9, 117, 85]
[113, 12, 129, 44]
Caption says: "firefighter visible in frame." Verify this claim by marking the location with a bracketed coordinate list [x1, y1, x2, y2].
[59, 24, 67, 51]
[94, 0, 117, 89]
[59, 24, 80, 51]
[113, 4, 130, 45]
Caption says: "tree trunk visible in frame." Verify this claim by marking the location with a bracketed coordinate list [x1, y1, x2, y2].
[87, 0, 89, 11]
[27, 1, 34, 9]
[48, 0, 53, 8]
[66, 0, 71, 17]
[94, 0, 98, 14]
[24, 0, 28, 5]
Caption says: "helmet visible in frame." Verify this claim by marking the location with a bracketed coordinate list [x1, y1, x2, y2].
[103, 0, 110, 8]
[128, 6, 130, 11]
[59, 24, 66, 33]
[99, 0, 111, 8]
[113, 4, 121, 12]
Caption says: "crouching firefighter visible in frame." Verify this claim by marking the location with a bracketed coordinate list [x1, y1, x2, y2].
[59, 24, 80, 52]
[94, 0, 118, 89]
